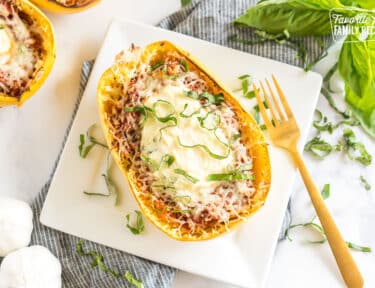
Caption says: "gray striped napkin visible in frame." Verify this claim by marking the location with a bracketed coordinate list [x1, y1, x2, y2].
[22, 1, 327, 287]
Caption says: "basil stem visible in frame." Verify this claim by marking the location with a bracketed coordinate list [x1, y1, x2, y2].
[126, 210, 145, 235]
[76, 240, 144, 287]
[174, 168, 199, 184]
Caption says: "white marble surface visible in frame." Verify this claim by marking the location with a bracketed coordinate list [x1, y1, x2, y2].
[0, 1, 374, 287]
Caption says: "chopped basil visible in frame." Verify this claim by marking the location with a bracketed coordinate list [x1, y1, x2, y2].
[304, 136, 340, 159]
[342, 128, 372, 166]
[183, 90, 224, 105]
[197, 110, 221, 131]
[229, 133, 241, 145]
[321, 184, 330, 200]
[152, 100, 177, 124]
[174, 168, 199, 184]
[125, 271, 144, 288]
[181, 0, 191, 7]
[20, 44, 28, 53]
[313, 110, 334, 134]
[180, 59, 189, 72]
[126, 210, 145, 235]
[83, 191, 109, 197]
[207, 172, 253, 181]
[238, 74, 250, 80]
[158, 122, 177, 140]
[285, 220, 326, 244]
[101, 153, 119, 205]
[244, 89, 259, 99]
[178, 136, 229, 160]
[323, 62, 338, 92]
[141, 153, 175, 170]
[79, 124, 108, 158]
[242, 78, 249, 94]
[124, 106, 153, 126]
[150, 62, 164, 71]
[360, 175, 371, 191]
[180, 103, 201, 118]
[285, 221, 372, 252]
[321, 87, 351, 119]
[346, 242, 372, 253]
[304, 37, 328, 72]
[0, 25, 4, 29]
[76, 240, 144, 287]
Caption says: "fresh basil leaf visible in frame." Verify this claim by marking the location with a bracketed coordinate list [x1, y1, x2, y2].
[126, 210, 145, 235]
[360, 175, 371, 191]
[244, 89, 259, 99]
[234, 0, 345, 36]
[242, 78, 249, 94]
[339, 34, 375, 138]
[174, 168, 199, 184]
[321, 183, 330, 200]
[77, 240, 144, 286]
[342, 128, 372, 166]
[124, 271, 144, 288]
[178, 137, 230, 160]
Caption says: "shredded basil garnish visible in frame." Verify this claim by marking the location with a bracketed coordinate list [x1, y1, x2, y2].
[102, 153, 119, 205]
[124, 106, 153, 126]
[323, 62, 338, 93]
[141, 153, 175, 170]
[150, 62, 164, 71]
[76, 240, 144, 287]
[313, 110, 334, 134]
[79, 124, 108, 158]
[321, 184, 330, 200]
[83, 191, 109, 197]
[207, 173, 253, 181]
[183, 90, 224, 105]
[304, 136, 340, 159]
[341, 128, 372, 166]
[180, 59, 189, 72]
[126, 210, 145, 235]
[360, 175, 371, 191]
[229, 133, 241, 145]
[284, 220, 372, 252]
[152, 100, 177, 124]
[174, 168, 199, 184]
[197, 110, 221, 131]
[177, 136, 229, 160]
[238, 74, 250, 80]
[321, 87, 351, 119]
[179, 103, 201, 118]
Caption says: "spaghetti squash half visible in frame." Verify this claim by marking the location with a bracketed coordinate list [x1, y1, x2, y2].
[0, 0, 55, 107]
[97, 41, 271, 241]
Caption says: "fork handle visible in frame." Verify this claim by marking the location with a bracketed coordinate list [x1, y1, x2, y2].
[291, 148, 363, 288]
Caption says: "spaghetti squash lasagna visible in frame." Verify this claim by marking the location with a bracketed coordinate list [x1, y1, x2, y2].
[97, 41, 271, 241]
[0, 0, 46, 99]
[52, 0, 93, 7]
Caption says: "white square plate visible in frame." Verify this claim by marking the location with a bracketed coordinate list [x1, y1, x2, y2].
[41, 19, 322, 288]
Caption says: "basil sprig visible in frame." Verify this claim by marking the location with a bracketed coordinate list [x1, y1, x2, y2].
[76, 240, 144, 287]
[174, 168, 199, 184]
[177, 136, 229, 160]
[79, 124, 108, 158]
[126, 210, 145, 235]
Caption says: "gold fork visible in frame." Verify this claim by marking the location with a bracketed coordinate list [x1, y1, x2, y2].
[253, 75, 363, 288]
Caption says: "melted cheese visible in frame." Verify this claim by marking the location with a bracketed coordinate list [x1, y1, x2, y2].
[140, 78, 236, 204]
[0, 2, 38, 88]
